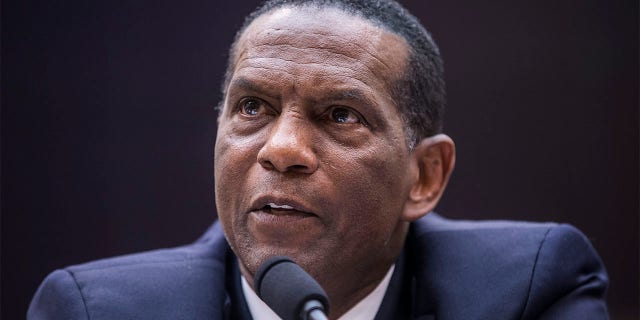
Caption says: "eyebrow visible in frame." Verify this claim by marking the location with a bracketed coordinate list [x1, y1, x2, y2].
[325, 89, 366, 102]
[323, 89, 380, 110]
[228, 77, 280, 100]
[229, 77, 379, 108]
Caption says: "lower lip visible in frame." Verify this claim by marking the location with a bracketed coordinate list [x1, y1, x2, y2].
[248, 209, 320, 239]
[250, 209, 314, 224]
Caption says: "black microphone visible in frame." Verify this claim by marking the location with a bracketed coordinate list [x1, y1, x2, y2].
[254, 256, 330, 320]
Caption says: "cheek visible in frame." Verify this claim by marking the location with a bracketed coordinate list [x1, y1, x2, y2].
[214, 124, 265, 181]
[335, 138, 409, 194]
[214, 130, 261, 220]
[324, 140, 411, 231]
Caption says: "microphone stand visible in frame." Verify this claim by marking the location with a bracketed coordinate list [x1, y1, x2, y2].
[303, 300, 329, 320]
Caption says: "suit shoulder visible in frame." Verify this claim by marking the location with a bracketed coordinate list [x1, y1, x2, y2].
[521, 224, 609, 319]
[408, 214, 608, 319]
[411, 214, 602, 275]
[28, 269, 90, 319]
[410, 214, 560, 274]
[414, 212, 557, 235]
[29, 223, 230, 319]
[66, 241, 221, 275]
[67, 221, 228, 275]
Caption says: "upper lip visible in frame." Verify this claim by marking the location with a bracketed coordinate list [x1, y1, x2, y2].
[249, 195, 317, 215]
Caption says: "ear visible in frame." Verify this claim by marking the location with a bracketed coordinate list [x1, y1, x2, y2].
[402, 134, 456, 222]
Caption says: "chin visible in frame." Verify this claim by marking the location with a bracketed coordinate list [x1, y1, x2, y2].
[240, 243, 322, 277]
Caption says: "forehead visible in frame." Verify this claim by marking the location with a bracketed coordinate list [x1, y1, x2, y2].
[231, 6, 410, 94]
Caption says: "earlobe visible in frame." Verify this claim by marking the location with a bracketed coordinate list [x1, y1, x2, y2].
[402, 134, 456, 221]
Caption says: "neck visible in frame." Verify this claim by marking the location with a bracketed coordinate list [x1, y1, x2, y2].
[324, 224, 409, 319]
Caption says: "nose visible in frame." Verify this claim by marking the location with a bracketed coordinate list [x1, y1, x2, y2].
[257, 116, 319, 174]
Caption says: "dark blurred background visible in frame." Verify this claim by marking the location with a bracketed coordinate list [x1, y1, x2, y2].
[2, 0, 638, 318]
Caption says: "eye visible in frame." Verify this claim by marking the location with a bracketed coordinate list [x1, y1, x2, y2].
[328, 106, 362, 124]
[238, 98, 268, 116]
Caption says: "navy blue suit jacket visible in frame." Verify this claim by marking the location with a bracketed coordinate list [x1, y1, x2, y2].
[28, 214, 609, 319]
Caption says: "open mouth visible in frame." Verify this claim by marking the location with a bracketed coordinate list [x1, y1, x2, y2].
[259, 203, 311, 216]
[248, 198, 321, 238]
[264, 203, 295, 211]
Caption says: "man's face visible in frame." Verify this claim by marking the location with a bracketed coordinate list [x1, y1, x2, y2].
[214, 7, 415, 298]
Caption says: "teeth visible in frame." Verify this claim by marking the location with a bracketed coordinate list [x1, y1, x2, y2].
[267, 203, 294, 210]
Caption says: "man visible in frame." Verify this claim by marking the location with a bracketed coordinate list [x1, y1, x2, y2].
[28, 0, 609, 319]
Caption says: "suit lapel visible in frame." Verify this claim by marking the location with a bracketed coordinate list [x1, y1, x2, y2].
[223, 248, 253, 320]
[374, 243, 437, 320]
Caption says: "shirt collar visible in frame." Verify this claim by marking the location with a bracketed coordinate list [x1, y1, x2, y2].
[241, 264, 396, 320]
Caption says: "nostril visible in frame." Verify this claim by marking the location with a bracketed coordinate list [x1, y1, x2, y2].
[288, 165, 308, 172]
[259, 158, 276, 170]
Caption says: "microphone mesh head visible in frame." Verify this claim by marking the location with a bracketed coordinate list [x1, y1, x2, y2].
[254, 256, 329, 320]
